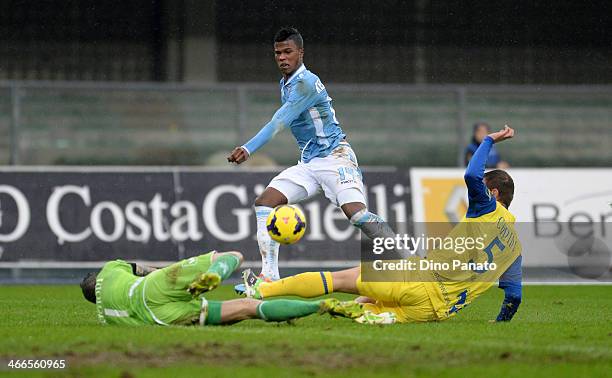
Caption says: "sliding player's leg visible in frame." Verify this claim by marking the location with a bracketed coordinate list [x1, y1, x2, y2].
[148, 298, 203, 326]
[245, 266, 360, 299]
[147, 251, 243, 304]
[147, 296, 324, 326]
[355, 271, 437, 323]
[326, 268, 436, 324]
[254, 165, 318, 281]
[201, 298, 322, 325]
[314, 273, 410, 325]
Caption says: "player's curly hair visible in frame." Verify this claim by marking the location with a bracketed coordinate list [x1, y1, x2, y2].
[274, 26, 303, 48]
[80, 272, 97, 304]
[484, 169, 514, 208]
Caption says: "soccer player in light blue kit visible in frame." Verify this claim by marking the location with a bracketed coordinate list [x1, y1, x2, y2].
[228, 27, 394, 281]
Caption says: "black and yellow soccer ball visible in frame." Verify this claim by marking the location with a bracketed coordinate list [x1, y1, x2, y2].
[266, 205, 307, 244]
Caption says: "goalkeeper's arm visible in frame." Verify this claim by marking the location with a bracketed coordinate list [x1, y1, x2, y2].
[496, 256, 522, 321]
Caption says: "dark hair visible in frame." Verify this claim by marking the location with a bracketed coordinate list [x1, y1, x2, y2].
[274, 27, 303, 48]
[484, 169, 514, 208]
[471, 122, 491, 144]
[80, 272, 97, 304]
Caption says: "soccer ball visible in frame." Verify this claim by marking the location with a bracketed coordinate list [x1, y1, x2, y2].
[266, 205, 307, 244]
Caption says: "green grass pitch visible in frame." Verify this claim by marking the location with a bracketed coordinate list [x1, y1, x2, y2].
[1, 285, 611, 377]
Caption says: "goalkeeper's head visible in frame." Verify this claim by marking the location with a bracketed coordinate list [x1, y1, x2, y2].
[80, 272, 98, 304]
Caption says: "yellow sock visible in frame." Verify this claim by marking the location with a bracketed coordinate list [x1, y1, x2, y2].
[259, 271, 333, 298]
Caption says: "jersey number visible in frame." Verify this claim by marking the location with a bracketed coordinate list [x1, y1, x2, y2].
[449, 290, 468, 314]
[471, 236, 505, 273]
[338, 167, 361, 182]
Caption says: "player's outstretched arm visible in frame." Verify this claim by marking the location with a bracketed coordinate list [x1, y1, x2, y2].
[465, 125, 515, 179]
[227, 80, 318, 165]
[226, 117, 284, 165]
[464, 136, 494, 206]
[226, 114, 286, 165]
[464, 125, 515, 211]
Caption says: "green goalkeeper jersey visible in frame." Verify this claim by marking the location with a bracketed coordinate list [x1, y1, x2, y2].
[95, 260, 156, 325]
[94, 253, 215, 326]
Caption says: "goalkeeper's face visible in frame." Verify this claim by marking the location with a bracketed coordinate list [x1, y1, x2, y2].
[80, 272, 97, 304]
[274, 40, 304, 78]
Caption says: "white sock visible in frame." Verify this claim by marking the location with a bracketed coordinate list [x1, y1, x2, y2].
[255, 206, 280, 280]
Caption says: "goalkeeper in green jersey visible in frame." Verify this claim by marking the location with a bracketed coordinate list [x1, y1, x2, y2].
[80, 251, 326, 326]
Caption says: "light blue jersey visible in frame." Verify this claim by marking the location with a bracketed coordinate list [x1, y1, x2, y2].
[242, 64, 346, 163]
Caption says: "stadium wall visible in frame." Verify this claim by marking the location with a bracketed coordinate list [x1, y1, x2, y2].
[1, 81, 611, 168]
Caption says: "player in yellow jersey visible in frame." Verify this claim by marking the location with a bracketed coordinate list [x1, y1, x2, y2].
[240, 125, 522, 323]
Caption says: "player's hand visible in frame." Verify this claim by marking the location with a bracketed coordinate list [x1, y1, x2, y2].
[488, 125, 515, 144]
[227, 147, 249, 165]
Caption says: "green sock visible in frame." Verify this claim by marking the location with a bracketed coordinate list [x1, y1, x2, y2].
[207, 254, 240, 281]
[204, 300, 223, 325]
[256, 299, 321, 322]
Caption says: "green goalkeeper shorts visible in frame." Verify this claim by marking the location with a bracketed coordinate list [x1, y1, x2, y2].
[143, 252, 215, 325]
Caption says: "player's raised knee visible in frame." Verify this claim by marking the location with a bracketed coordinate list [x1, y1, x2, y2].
[254, 187, 287, 207]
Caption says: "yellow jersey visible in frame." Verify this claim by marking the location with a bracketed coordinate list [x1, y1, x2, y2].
[421, 200, 521, 319]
